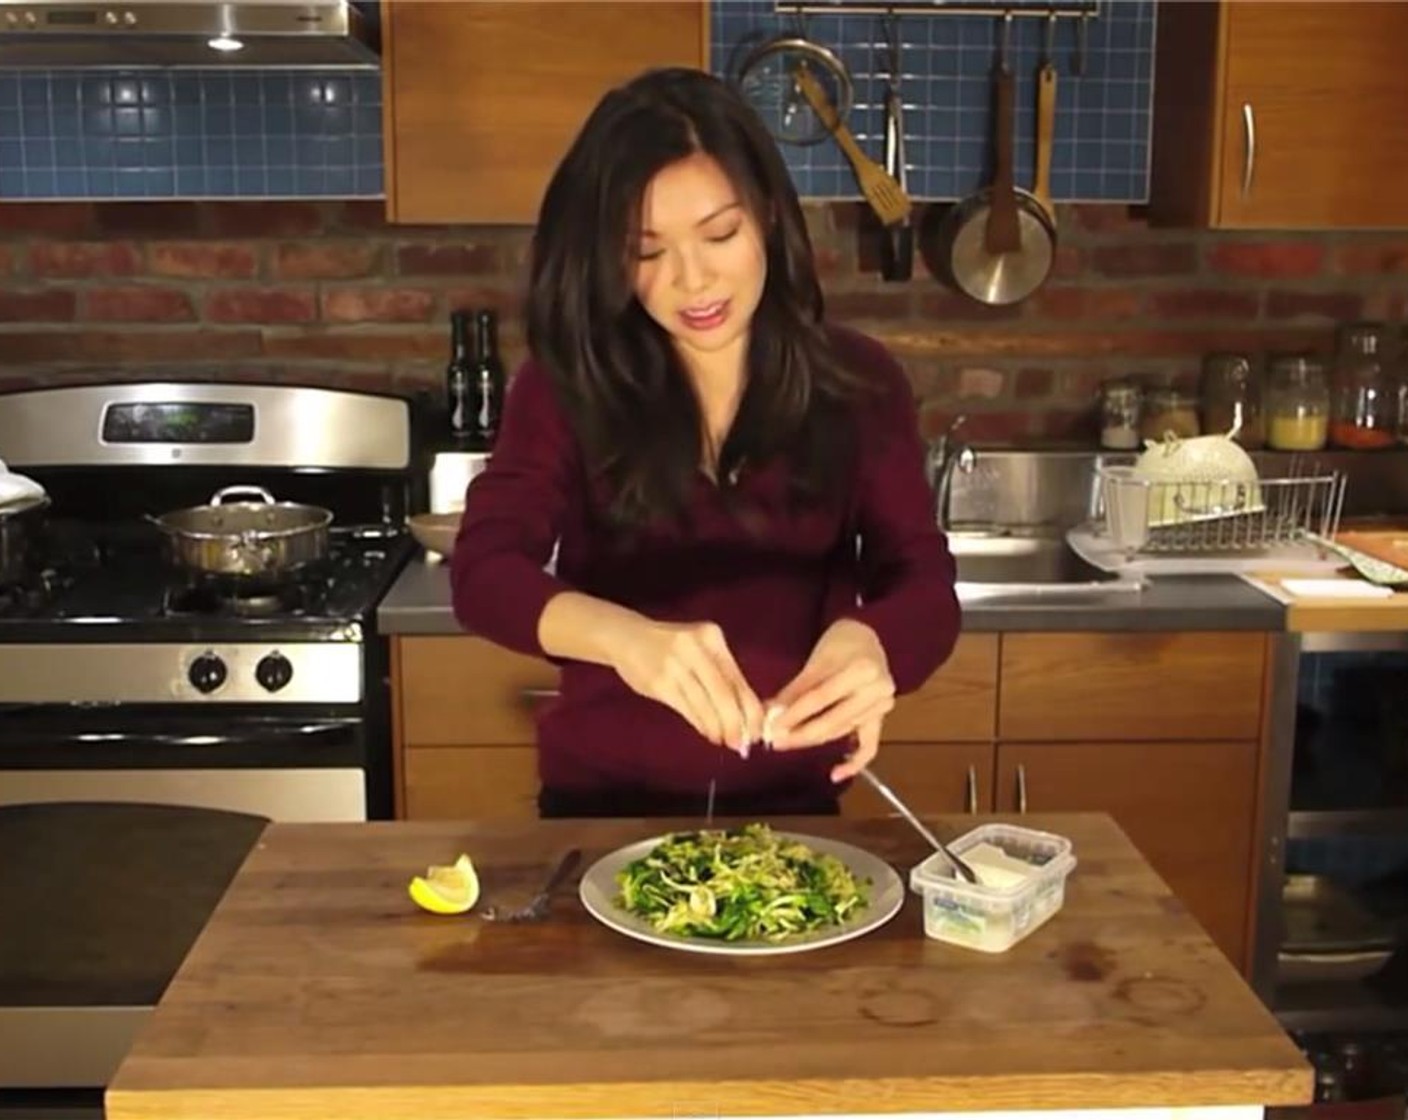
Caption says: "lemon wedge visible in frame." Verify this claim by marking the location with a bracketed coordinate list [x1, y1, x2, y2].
[408, 853, 480, 915]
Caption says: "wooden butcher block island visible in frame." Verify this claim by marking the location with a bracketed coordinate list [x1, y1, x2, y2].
[106, 813, 1312, 1120]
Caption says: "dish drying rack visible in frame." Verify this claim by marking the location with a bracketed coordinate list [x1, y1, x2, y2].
[1066, 461, 1348, 576]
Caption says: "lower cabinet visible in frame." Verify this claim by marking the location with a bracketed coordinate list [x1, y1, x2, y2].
[391, 630, 1270, 973]
[993, 741, 1259, 971]
[394, 635, 551, 821]
[403, 744, 539, 821]
[842, 742, 995, 818]
[837, 738, 1260, 969]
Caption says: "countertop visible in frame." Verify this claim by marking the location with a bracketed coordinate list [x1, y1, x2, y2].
[1244, 524, 1408, 633]
[106, 813, 1312, 1120]
[1245, 570, 1408, 633]
[377, 555, 1286, 635]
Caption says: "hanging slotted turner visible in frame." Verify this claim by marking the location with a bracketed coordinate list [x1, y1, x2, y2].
[793, 63, 911, 227]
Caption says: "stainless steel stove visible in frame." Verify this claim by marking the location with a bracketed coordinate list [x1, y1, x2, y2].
[0, 381, 420, 1093]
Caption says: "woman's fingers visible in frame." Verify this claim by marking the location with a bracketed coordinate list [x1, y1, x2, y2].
[769, 668, 854, 739]
[657, 625, 755, 753]
[831, 717, 883, 783]
[668, 660, 728, 746]
[770, 664, 892, 749]
[775, 689, 895, 751]
[683, 624, 766, 753]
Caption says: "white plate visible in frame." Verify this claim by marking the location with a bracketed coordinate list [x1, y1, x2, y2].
[578, 830, 905, 955]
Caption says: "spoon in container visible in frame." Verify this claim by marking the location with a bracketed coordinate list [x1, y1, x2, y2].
[859, 768, 979, 884]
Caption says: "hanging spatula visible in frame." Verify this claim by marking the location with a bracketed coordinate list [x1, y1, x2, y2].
[793, 62, 912, 227]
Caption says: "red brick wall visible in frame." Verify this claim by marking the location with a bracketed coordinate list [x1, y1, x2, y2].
[0, 199, 1404, 445]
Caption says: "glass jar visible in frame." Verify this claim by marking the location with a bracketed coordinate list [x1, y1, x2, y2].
[1139, 386, 1200, 443]
[1399, 325, 1408, 446]
[1098, 377, 1142, 450]
[1330, 322, 1396, 450]
[1266, 353, 1329, 451]
[1200, 352, 1264, 448]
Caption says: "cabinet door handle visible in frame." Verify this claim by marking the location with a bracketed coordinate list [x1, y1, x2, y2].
[965, 764, 978, 814]
[1015, 764, 1028, 814]
[521, 687, 560, 701]
[1241, 102, 1256, 198]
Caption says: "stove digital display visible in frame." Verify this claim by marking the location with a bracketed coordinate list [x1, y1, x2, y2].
[46, 10, 100, 25]
[101, 402, 255, 444]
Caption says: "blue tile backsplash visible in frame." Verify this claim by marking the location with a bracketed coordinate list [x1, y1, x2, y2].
[0, 68, 382, 200]
[0, 0, 1152, 203]
[713, 0, 1154, 203]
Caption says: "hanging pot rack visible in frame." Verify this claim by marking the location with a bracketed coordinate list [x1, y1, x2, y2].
[772, 1, 1098, 19]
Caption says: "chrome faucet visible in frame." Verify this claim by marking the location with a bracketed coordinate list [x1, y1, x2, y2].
[926, 415, 976, 531]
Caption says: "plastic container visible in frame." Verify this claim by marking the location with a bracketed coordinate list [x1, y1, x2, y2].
[908, 823, 1076, 953]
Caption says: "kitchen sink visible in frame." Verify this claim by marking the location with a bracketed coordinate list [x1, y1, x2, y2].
[946, 528, 1144, 599]
[929, 450, 1148, 600]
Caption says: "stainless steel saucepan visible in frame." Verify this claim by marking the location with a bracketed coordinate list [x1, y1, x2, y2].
[938, 13, 1055, 306]
[153, 485, 332, 580]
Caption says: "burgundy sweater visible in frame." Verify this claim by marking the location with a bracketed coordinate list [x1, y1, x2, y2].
[450, 326, 961, 804]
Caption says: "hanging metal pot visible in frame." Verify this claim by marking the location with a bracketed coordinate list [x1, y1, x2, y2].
[152, 485, 332, 580]
[0, 493, 48, 586]
[937, 15, 1055, 306]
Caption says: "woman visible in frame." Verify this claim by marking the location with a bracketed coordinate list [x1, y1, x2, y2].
[450, 67, 960, 819]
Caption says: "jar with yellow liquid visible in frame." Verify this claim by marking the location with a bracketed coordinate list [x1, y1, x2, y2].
[1266, 353, 1329, 452]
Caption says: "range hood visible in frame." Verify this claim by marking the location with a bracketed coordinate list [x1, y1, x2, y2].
[0, 1, 380, 68]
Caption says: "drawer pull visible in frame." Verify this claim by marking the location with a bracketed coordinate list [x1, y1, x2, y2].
[1241, 102, 1256, 198]
[965, 764, 978, 814]
[1016, 764, 1028, 813]
[521, 687, 560, 701]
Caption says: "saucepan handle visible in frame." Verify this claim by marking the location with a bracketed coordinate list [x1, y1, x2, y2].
[211, 485, 275, 506]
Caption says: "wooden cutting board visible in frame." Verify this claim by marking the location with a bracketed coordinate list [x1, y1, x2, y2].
[1246, 568, 1408, 631]
[1336, 528, 1408, 573]
[106, 813, 1312, 1120]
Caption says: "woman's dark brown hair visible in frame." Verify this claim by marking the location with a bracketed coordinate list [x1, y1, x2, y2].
[527, 66, 870, 527]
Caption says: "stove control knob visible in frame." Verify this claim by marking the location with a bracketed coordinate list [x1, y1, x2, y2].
[256, 652, 294, 693]
[188, 652, 227, 694]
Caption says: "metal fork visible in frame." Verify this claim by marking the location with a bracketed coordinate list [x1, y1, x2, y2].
[482, 847, 583, 923]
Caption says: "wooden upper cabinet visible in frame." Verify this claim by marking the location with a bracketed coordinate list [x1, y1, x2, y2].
[1150, 1, 1408, 229]
[382, 1, 710, 225]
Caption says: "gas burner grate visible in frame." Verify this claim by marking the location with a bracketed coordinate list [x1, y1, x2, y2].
[161, 576, 328, 619]
[0, 567, 71, 618]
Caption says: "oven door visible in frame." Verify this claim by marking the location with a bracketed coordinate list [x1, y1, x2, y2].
[0, 705, 369, 823]
[0, 799, 267, 1091]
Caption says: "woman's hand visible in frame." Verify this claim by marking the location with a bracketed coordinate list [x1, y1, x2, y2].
[766, 619, 895, 782]
[608, 617, 765, 754]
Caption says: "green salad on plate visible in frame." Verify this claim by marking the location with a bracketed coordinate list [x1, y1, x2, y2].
[614, 823, 870, 942]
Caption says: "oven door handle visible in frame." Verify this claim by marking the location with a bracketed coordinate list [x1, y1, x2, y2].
[54, 722, 361, 750]
[0, 714, 366, 768]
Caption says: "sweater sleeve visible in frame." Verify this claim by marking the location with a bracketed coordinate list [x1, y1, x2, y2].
[449, 360, 577, 659]
[837, 336, 962, 694]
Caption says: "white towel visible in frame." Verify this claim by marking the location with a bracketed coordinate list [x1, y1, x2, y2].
[0, 459, 47, 509]
[1282, 578, 1394, 599]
